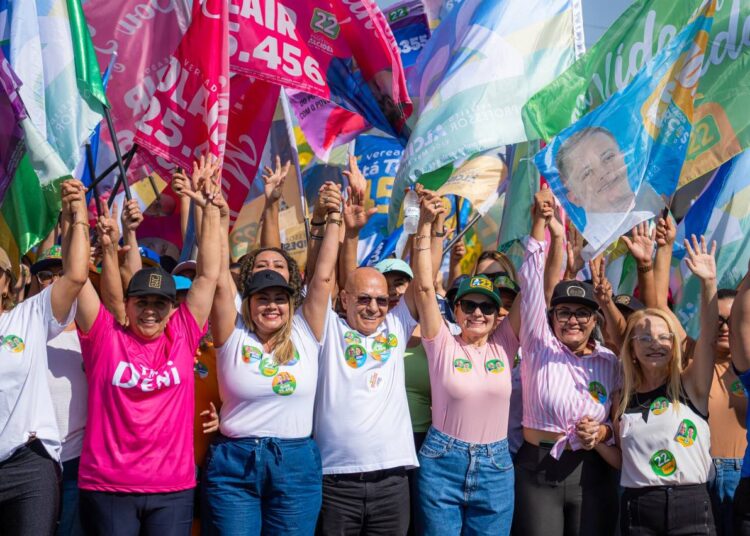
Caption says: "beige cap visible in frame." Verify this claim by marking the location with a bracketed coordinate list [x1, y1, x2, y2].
[0, 247, 11, 273]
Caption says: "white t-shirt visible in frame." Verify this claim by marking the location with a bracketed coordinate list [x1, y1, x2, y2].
[217, 309, 323, 439]
[314, 298, 419, 474]
[47, 329, 87, 462]
[0, 287, 76, 462]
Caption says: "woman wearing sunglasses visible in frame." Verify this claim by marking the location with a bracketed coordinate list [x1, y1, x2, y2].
[616, 235, 719, 535]
[411, 192, 520, 535]
[514, 186, 622, 536]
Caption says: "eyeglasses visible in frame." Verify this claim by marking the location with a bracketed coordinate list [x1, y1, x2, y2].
[631, 333, 675, 345]
[553, 308, 592, 324]
[356, 295, 389, 308]
[718, 315, 730, 328]
[37, 270, 63, 282]
[458, 299, 498, 315]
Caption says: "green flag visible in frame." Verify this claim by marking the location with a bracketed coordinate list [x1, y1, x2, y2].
[522, 0, 750, 187]
[66, 0, 109, 109]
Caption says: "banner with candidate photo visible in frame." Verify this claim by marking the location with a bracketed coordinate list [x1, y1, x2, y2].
[534, 0, 716, 260]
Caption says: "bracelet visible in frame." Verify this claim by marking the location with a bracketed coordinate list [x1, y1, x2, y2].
[310, 220, 326, 227]
[310, 234, 323, 241]
[413, 234, 429, 241]
[72, 221, 90, 230]
[637, 263, 653, 274]
[414, 245, 430, 252]
[327, 217, 342, 226]
[433, 229, 446, 237]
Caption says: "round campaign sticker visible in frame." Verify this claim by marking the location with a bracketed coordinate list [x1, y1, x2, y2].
[367, 371, 383, 392]
[650, 449, 677, 477]
[387, 333, 398, 348]
[2, 335, 25, 353]
[344, 331, 362, 345]
[286, 349, 300, 367]
[453, 358, 472, 373]
[731, 380, 747, 398]
[588, 381, 608, 404]
[345, 344, 367, 369]
[242, 345, 263, 364]
[650, 397, 670, 415]
[371, 334, 391, 363]
[194, 361, 209, 379]
[485, 359, 504, 374]
[259, 356, 279, 377]
[674, 419, 697, 447]
[272, 372, 297, 396]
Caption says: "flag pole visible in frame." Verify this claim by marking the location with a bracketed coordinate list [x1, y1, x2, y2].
[86, 143, 101, 215]
[103, 105, 132, 201]
[442, 212, 481, 258]
[107, 146, 138, 209]
[88, 145, 138, 192]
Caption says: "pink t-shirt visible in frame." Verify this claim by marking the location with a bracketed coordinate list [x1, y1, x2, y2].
[77, 304, 205, 492]
[422, 319, 518, 444]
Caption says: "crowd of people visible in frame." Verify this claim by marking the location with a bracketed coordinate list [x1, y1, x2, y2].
[1, 154, 749, 536]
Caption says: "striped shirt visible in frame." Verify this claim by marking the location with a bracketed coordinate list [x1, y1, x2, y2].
[519, 238, 622, 459]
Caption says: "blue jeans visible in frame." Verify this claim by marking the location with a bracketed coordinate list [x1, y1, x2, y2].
[201, 435, 322, 536]
[58, 457, 84, 536]
[417, 427, 514, 536]
[711, 457, 743, 536]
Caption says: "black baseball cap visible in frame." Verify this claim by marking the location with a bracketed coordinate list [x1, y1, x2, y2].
[613, 294, 645, 314]
[242, 269, 294, 299]
[550, 280, 598, 310]
[126, 267, 177, 302]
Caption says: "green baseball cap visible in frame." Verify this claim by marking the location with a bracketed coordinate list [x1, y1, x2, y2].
[31, 245, 63, 275]
[454, 275, 501, 307]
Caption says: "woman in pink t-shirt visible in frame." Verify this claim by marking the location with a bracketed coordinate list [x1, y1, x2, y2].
[74, 164, 224, 536]
[411, 192, 520, 535]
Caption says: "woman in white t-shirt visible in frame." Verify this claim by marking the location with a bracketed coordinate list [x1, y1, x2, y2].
[201, 185, 342, 535]
[0, 180, 90, 536]
[616, 235, 719, 535]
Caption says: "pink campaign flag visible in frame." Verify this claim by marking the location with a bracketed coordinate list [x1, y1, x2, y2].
[229, 0, 411, 137]
[134, 0, 230, 170]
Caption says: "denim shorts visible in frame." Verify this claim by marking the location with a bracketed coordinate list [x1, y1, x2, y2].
[417, 426, 514, 536]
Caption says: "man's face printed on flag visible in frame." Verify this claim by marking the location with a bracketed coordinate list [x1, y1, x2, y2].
[556, 127, 635, 214]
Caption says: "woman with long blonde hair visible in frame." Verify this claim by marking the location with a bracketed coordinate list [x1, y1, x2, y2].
[616, 235, 719, 535]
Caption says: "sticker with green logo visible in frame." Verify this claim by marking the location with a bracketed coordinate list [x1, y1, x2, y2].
[387, 333, 398, 348]
[286, 349, 300, 366]
[242, 345, 262, 364]
[1, 335, 25, 353]
[731, 379, 747, 398]
[485, 359, 504, 374]
[259, 356, 279, 377]
[453, 358, 472, 373]
[650, 449, 677, 477]
[674, 419, 697, 447]
[588, 381, 607, 404]
[272, 372, 297, 396]
[650, 397, 670, 415]
[345, 344, 367, 369]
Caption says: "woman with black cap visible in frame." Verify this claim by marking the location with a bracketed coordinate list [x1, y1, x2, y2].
[0, 180, 90, 536]
[200, 183, 342, 534]
[514, 186, 621, 536]
[73, 169, 223, 536]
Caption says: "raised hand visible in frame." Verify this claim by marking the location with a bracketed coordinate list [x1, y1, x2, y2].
[185, 155, 222, 208]
[655, 214, 676, 248]
[262, 155, 291, 203]
[172, 169, 191, 198]
[590, 256, 612, 307]
[96, 199, 120, 250]
[418, 190, 445, 225]
[342, 155, 367, 200]
[120, 199, 144, 232]
[451, 239, 466, 263]
[565, 226, 585, 278]
[532, 184, 555, 221]
[621, 221, 655, 266]
[684, 234, 717, 281]
[548, 204, 564, 240]
[343, 185, 374, 231]
[61, 179, 87, 220]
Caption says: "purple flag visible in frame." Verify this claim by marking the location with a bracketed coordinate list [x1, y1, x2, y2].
[0, 50, 28, 203]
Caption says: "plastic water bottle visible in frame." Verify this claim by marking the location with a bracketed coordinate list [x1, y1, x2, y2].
[403, 188, 420, 235]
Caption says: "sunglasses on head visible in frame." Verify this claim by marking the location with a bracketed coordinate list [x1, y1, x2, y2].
[356, 295, 389, 308]
[37, 270, 63, 282]
[458, 299, 497, 315]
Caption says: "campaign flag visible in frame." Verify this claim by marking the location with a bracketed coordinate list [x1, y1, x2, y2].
[385, 0, 431, 78]
[134, 0, 229, 173]
[436, 153, 507, 216]
[523, 0, 750, 188]
[672, 151, 750, 337]
[229, 0, 411, 141]
[534, 0, 715, 260]
[389, 0, 584, 230]
[84, 0, 191, 187]
[0, 50, 26, 203]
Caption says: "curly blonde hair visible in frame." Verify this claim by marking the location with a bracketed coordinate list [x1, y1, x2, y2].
[617, 308, 683, 418]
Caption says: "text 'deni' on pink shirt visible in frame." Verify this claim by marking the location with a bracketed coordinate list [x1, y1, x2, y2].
[77, 304, 206, 492]
[518, 238, 622, 459]
[421, 319, 518, 444]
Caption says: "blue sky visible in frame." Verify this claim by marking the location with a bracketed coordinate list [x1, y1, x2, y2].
[582, 0, 633, 47]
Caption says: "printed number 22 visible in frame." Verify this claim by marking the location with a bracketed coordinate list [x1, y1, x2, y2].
[253, 36, 324, 86]
[311, 9, 339, 39]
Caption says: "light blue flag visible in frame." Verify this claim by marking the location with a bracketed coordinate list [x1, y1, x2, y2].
[534, 1, 716, 260]
[388, 0, 584, 230]
[672, 151, 750, 338]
